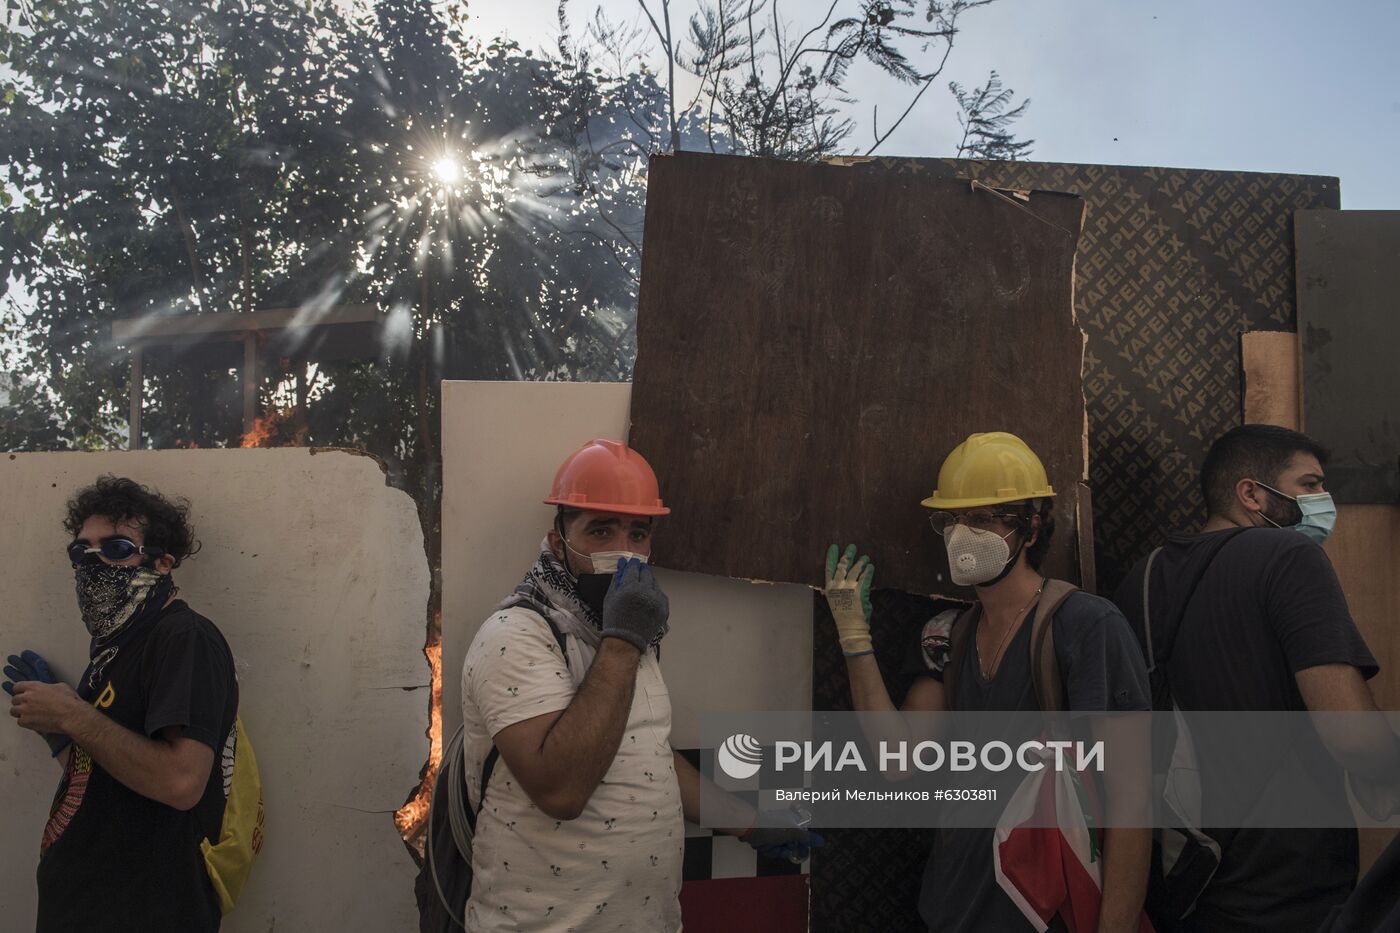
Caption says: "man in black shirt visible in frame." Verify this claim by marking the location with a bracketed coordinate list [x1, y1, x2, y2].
[5, 475, 239, 932]
[1112, 424, 1399, 933]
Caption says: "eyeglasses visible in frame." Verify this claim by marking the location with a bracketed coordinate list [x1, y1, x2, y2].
[927, 509, 1024, 535]
[67, 538, 165, 566]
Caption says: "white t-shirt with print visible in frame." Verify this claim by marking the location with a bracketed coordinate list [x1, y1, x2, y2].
[459, 606, 684, 932]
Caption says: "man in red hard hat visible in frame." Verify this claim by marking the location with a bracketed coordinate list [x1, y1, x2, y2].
[457, 439, 820, 931]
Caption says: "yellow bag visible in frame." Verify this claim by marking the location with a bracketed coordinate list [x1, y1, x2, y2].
[199, 716, 265, 913]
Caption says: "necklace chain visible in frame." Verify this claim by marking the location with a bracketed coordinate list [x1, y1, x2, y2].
[979, 578, 1046, 680]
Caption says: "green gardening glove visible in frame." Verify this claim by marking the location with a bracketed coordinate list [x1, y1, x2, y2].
[822, 544, 875, 657]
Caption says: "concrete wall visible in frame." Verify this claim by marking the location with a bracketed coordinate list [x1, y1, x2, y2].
[440, 380, 815, 751]
[0, 449, 429, 931]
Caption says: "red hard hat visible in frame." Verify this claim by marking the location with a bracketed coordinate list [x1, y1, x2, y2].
[544, 439, 670, 516]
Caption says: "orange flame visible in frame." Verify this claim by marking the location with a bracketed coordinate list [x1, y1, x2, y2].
[240, 408, 307, 448]
[395, 615, 444, 857]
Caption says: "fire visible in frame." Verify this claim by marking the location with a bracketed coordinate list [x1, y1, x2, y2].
[395, 616, 444, 857]
[240, 408, 307, 448]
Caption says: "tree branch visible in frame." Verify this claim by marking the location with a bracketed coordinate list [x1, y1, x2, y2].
[863, 26, 958, 156]
[168, 180, 205, 309]
[635, 0, 680, 150]
[754, 0, 839, 140]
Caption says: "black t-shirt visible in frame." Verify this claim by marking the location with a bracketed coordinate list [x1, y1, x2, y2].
[1113, 528, 1379, 933]
[904, 590, 1152, 933]
[37, 600, 238, 933]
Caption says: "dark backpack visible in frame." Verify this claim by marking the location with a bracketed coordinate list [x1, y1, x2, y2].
[1317, 829, 1400, 933]
[415, 613, 571, 932]
[1121, 528, 1247, 931]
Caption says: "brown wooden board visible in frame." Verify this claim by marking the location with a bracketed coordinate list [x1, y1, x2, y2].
[629, 152, 1086, 597]
[1296, 210, 1400, 504]
[1240, 330, 1300, 429]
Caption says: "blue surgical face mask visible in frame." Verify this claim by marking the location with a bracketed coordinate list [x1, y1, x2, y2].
[1255, 482, 1337, 545]
[1293, 492, 1338, 544]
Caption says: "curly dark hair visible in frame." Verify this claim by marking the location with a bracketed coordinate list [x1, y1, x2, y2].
[1009, 499, 1055, 571]
[63, 475, 200, 568]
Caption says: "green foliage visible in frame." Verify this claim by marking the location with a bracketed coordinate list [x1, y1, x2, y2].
[637, 0, 1011, 159]
[0, 0, 1031, 553]
[950, 69, 1033, 161]
[0, 0, 655, 543]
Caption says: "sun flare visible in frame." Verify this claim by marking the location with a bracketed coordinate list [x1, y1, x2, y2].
[431, 156, 463, 186]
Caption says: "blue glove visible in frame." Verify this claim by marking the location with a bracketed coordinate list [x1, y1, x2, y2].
[600, 558, 670, 651]
[4, 650, 73, 757]
[741, 823, 825, 863]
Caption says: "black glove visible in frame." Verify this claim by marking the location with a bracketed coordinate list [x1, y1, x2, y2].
[4, 649, 73, 757]
[600, 558, 670, 651]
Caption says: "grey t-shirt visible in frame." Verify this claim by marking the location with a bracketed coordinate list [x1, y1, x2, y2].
[903, 590, 1151, 933]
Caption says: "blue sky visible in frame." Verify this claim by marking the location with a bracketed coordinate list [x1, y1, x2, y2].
[468, 0, 1400, 208]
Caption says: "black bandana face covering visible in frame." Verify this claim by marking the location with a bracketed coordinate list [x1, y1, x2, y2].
[75, 563, 168, 641]
[574, 573, 612, 619]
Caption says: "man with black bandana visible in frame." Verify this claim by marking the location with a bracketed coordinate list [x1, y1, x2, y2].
[5, 475, 240, 932]
[457, 439, 820, 932]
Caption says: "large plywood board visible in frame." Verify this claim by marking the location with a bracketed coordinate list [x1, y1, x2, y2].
[1296, 209, 1400, 504]
[439, 380, 814, 749]
[806, 158, 1339, 933]
[0, 449, 428, 931]
[629, 152, 1087, 598]
[847, 158, 1339, 594]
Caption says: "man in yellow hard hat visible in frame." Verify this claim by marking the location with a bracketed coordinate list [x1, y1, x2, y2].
[822, 431, 1152, 933]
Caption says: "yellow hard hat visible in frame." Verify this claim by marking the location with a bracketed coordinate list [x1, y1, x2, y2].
[921, 432, 1056, 509]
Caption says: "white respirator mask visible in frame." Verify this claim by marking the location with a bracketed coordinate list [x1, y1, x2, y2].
[563, 544, 651, 622]
[584, 550, 649, 574]
[944, 524, 1020, 587]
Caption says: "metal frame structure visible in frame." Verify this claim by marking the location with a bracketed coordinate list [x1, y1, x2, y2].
[112, 305, 390, 448]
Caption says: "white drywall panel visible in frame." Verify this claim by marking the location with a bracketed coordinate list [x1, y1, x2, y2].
[440, 380, 631, 739]
[0, 449, 428, 931]
[440, 380, 813, 749]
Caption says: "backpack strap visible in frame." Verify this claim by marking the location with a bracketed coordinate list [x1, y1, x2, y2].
[1149, 527, 1249, 672]
[1140, 547, 1163, 675]
[543, 613, 570, 662]
[466, 610, 573, 829]
[1030, 579, 1079, 713]
[465, 747, 500, 833]
[941, 603, 980, 711]
[944, 581, 1080, 712]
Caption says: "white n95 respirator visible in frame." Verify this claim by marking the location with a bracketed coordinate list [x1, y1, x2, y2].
[944, 525, 1017, 587]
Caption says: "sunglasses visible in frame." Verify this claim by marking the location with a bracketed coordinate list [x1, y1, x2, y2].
[67, 538, 165, 566]
[927, 509, 1025, 535]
